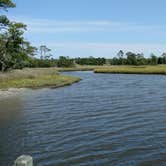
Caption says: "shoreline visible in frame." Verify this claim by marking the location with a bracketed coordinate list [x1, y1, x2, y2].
[0, 78, 81, 100]
[1, 65, 166, 93]
[94, 65, 166, 75]
[94, 71, 166, 75]
[0, 88, 27, 100]
[0, 75, 81, 90]
[0, 68, 81, 91]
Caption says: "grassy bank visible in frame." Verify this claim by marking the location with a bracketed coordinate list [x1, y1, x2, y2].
[0, 68, 81, 90]
[94, 65, 166, 75]
[56, 65, 103, 72]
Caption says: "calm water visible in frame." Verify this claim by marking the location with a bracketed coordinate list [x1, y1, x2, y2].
[0, 71, 166, 166]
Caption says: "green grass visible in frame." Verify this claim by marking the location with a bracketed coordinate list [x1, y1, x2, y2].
[0, 68, 81, 90]
[94, 65, 166, 75]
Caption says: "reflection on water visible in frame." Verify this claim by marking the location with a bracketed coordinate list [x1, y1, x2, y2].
[0, 96, 28, 165]
[0, 97, 23, 123]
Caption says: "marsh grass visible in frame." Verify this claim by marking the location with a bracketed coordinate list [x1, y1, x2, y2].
[94, 65, 166, 75]
[0, 68, 59, 81]
[56, 65, 102, 72]
[0, 68, 81, 90]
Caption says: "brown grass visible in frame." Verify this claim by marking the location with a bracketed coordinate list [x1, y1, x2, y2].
[0, 68, 81, 90]
[94, 65, 166, 75]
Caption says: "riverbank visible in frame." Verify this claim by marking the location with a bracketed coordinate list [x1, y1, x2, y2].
[1, 65, 166, 90]
[94, 65, 166, 75]
[0, 68, 81, 90]
[56, 65, 102, 72]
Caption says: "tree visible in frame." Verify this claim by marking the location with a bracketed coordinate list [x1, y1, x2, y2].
[0, 0, 38, 71]
[117, 50, 124, 58]
[57, 56, 74, 67]
[0, 0, 15, 30]
[39, 45, 52, 59]
[116, 50, 124, 65]
[136, 53, 146, 65]
[110, 57, 119, 65]
[4, 22, 27, 69]
[0, 22, 36, 70]
[0, 0, 15, 10]
[20, 41, 38, 58]
[0, 33, 10, 71]
[150, 53, 158, 65]
[0, 15, 10, 29]
[126, 52, 137, 65]
[161, 53, 166, 64]
[0, 0, 16, 70]
[75, 57, 106, 65]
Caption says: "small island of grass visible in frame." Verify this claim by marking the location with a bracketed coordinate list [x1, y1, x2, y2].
[0, 68, 81, 90]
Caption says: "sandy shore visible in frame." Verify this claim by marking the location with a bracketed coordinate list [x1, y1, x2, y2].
[0, 88, 27, 100]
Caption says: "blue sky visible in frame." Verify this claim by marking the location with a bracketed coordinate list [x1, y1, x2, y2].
[7, 0, 166, 58]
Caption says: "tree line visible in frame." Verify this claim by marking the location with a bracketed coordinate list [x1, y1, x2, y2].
[109, 50, 166, 66]
[1, 0, 166, 71]
[0, 0, 57, 70]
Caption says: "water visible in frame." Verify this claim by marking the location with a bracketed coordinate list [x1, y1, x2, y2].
[0, 71, 166, 166]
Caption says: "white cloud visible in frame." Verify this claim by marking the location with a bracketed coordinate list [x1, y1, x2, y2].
[7, 16, 166, 57]
[8, 16, 166, 34]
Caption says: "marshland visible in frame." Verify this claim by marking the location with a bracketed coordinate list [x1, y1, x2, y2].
[1, 0, 166, 166]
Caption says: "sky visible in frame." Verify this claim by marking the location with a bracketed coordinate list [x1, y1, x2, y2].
[7, 0, 166, 58]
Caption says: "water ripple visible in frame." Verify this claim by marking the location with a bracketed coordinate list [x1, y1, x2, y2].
[0, 72, 166, 166]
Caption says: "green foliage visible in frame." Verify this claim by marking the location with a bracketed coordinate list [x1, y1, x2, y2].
[117, 50, 124, 58]
[39, 45, 52, 59]
[28, 58, 57, 68]
[0, 0, 15, 11]
[0, 22, 30, 70]
[1, 0, 166, 72]
[126, 52, 137, 65]
[109, 50, 166, 66]
[0, 15, 10, 29]
[75, 57, 106, 65]
[57, 56, 75, 67]
[150, 54, 158, 65]
[0, 0, 38, 71]
[0, 0, 15, 30]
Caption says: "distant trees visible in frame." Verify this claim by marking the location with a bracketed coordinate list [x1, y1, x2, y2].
[0, 0, 166, 71]
[150, 54, 158, 65]
[117, 50, 124, 59]
[56, 53, 166, 67]
[57, 56, 75, 67]
[161, 53, 166, 64]
[109, 50, 166, 66]
[39, 45, 52, 59]
[126, 52, 137, 65]
[75, 57, 106, 65]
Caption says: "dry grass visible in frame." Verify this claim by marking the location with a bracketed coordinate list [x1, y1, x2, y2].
[0, 68, 58, 81]
[56, 65, 103, 72]
[94, 65, 166, 75]
[0, 68, 81, 90]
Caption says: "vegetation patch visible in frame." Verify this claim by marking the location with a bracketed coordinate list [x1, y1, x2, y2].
[0, 68, 81, 90]
[56, 65, 102, 72]
[94, 65, 166, 75]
